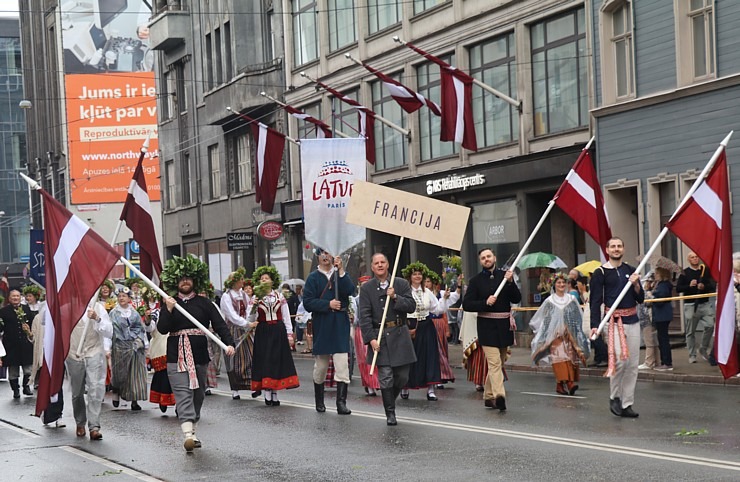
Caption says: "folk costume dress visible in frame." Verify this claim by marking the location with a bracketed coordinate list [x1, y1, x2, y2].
[250, 290, 299, 393]
[405, 286, 447, 390]
[147, 302, 176, 408]
[351, 295, 380, 392]
[220, 289, 254, 392]
[530, 292, 590, 393]
[460, 310, 488, 388]
[110, 305, 149, 402]
[433, 289, 459, 384]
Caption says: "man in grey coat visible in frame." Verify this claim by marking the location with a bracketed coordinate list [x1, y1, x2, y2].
[359, 253, 416, 426]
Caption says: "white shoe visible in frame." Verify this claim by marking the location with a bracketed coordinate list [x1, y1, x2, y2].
[638, 363, 653, 370]
[689, 356, 697, 364]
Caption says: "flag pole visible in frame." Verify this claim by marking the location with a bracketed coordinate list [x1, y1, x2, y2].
[370, 236, 405, 375]
[110, 135, 150, 247]
[490, 137, 595, 299]
[259, 91, 350, 139]
[300, 72, 410, 137]
[592, 131, 733, 339]
[226, 107, 300, 146]
[393, 36, 521, 109]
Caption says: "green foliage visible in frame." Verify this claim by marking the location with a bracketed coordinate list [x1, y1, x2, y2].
[223, 266, 247, 290]
[22, 285, 43, 299]
[439, 254, 463, 287]
[674, 429, 708, 436]
[161, 255, 210, 295]
[252, 265, 280, 288]
[401, 261, 433, 281]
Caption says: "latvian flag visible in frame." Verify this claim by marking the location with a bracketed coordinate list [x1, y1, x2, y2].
[282, 104, 333, 138]
[359, 61, 441, 116]
[252, 121, 286, 213]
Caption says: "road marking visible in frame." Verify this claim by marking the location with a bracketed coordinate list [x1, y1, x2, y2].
[59, 446, 165, 481]
[520, 391, 587, 399]
[0, 418, 41, 438]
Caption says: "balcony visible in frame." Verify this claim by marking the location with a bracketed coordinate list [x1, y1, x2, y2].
[147, 3, 189, 52]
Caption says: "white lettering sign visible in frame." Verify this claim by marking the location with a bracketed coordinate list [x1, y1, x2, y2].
[426, 173, 486, 195]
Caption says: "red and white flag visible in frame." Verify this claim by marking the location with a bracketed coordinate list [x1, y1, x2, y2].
[251, 121, 286, 213]
[404, 41, 477, 151]
[282, 104, 333, 139]
[314, 80, 377, 165]
[553, 149, 612, 259]
[666, 151, 738, 378]
[36, 190, 120, 416]
[359, 61, 441, 116]
[119, 142, 163, 284]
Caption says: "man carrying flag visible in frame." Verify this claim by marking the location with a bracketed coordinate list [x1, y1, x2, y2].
[667, 150, 739, 378]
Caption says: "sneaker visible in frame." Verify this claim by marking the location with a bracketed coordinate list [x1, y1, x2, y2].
[699, 348, 708, 361]
[654, 365, 673, 371]
[638, 363, 653, 370]
[689, 356, 697, 364]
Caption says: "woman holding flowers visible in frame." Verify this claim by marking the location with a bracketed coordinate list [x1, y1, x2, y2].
[249, 266, 299, 406]
[220, 267, 257, 400]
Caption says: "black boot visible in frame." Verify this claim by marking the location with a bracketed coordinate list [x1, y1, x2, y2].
[314, 383, 326, 413]
[381, 389, 397, 426]
[10, 379, 20, 399]
[22, 374, 32, 396]
[336, 382, 351, 415]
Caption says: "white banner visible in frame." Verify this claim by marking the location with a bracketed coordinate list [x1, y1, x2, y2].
[301, 138, 367, 255]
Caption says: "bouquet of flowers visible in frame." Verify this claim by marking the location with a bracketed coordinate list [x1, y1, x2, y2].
[249, 281, 272, 315]
[16, 307, 33, 342]
[136, 304, 148, 319]
[438, 254, 463, 288]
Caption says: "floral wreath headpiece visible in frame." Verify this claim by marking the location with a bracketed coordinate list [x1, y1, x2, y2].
[252, 265, 281, 288]
[22, 285, 44, 299]
[161, 255, 210, 296]
[401, 261, 432, 281]
[224, 266, 247, 290]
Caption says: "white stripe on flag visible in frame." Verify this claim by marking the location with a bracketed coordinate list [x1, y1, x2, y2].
[564, 169, 597, 209]
[692, 182, 723, 229]
[452, 76, 465, 144]
[358, 111, 367, 137]
[54, 216, 89, 290]
[385, 82, 414, 99]
[718, 277, 736, 364]
[291, 113, 309, 120]
[257, 124, 267, 186]
[42, 308, 56, 381]
[132, 182, 152, 214]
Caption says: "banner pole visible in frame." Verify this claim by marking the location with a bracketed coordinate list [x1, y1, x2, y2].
[370, 236, 405, 375]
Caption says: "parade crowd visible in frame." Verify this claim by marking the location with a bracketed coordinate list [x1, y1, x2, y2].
[1, 238, 738, 451]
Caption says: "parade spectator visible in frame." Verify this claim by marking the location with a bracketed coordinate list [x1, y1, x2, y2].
[651, 268, 674, 371]
[530, 272, 589, 395]
[463, 248, 521, 411]
[0, 290, 34, 399]
[66, 298, 112, 440]
[359, 253, 416, 425]
[220, 268, 256, 400]
[676, 252, 716, 364]
[303, 248, 355, 415]
[294, 285, 305, 343]
[158, 256, 236, 451]
[638, 274, 659, 370]
[110, 288, 151, 411]
[283, 283, 300, 348]
[590, 237, 644, 418]
[249, 266, 299, 406]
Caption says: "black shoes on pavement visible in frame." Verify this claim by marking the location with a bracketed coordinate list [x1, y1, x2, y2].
[609, 397, 622, 416]
[620, 406, 639, 418]
[314, 383, 326, 413]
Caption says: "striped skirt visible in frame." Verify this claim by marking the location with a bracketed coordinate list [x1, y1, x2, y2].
[353, 325, 380, 390]
[432, 314, 455, 383]
[149, 355, 175, 406]
[465, 344, 488, 386]
[110, 339, 148, 402]
[226, 324, 253, 391]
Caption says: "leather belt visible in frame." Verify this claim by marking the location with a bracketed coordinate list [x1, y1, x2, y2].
[375, 319, 405, 329]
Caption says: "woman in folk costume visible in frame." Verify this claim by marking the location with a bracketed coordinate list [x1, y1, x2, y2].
[249, 266, 299, 406]
[146, 288, 175, 412]
[351, 276, 380, 395]
[199, 282, 222, 395]
[460, 309, 488, 392]
[110, 287, 152, 410]
[530, 272, 590, 395]
[96, 280, 116, 392]
[426, 274, 458, 387]
[24, 285, 46, 388]
[220, 268, 257, 400]
[125, 278, 146, 311]
[401, 262, 453, 401]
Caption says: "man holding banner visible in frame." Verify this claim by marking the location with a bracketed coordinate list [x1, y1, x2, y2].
[359, 253, 416, 426]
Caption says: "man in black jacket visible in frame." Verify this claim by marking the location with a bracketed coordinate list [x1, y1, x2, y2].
[463, 248, 521, 411]
[0, 290, 34, 399]
[676, 252, 716, 364]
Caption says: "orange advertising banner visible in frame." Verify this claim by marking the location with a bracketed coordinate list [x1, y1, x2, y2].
[66, 72, 160, 203]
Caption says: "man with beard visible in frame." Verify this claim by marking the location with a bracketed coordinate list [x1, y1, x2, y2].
[158, 269, 236, 452]
[590, 237, 644, 418]
[1, 290, 35, 399]
[358, 253, 416, 425]
[462, 248, 521, 411]
[303, 248, 355, 415]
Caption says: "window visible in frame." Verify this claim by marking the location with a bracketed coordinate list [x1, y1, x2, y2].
[205, 33, 214, 90]
[328, 0, 356, 51]
[234, 132, 252, 193]
[333, 90, 360, 136]
[371, 78, 406, 170]
[293, 0, 319, 65]
[208, 144, 221, 199]
[224, 22, 233, 81]
[531, 8, 588, 136]
[214, 27, 223, 85]
[676, 0, 715, 86]
[469, 33, 518, 148]
[599, 1, 634, 103]
[417, 57, 457, 161]
[182, 152, 193, 205]
[160, 69, 174, 120]
[414, 0, 446, 15]
[368, 0, 401, 34]
[296, 103, 323, 139]
[207, 239, 231, 289]
[174, 62, 187, 113]
[166, 160, 176, 209]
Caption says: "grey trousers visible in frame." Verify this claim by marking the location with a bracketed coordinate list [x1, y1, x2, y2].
[66, 352, 106, 430]
[8, 365, 32, 381]
[167, 363, 207, 424]
[684, 302, 714, 358]
[377, 364, 411, 391]
[610, 322, 641, 409]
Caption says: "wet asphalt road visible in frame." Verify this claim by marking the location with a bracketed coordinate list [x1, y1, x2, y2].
[1, 357, 740, 481]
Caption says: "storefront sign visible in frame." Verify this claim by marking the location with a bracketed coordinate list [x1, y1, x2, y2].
[347, 181, 470, 250]
[227, 232, 254, 250]
[257, 221, 283, 240]
[426, 173, 486, 195]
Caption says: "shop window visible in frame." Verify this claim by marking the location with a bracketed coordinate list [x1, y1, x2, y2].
[207, 239, 231, 290]
[471, 198, 520, 269]
[371, 77, 406, 170]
